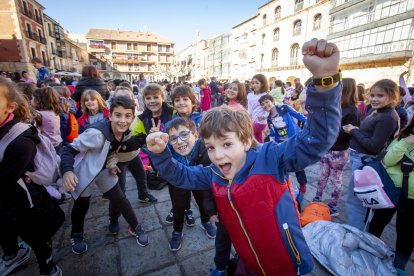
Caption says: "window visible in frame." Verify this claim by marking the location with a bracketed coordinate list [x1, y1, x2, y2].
[26, 23, 32, 36]
[295, 0, 304, 12]
[274, 6, 281, 20]
[261, 34, 266, 45]
[271, 48, 279, 67]
[22, 1, 28, 15]
[158, 45, 163, 52]
[147, 44, 151, 51]
[48, 23, 53, 36]
[127, 43, 131, 50]
[260, 53, 264, 68]
[293, 20, 302, 36]
[262, 14, 267, 26]
[41, 51, 47, 65]
[35, 9, 39, 21]
[273, 28, 280, 41]
[51, 42, 55, 54]
[31, 47, 36, 59]
[133, 43, 138, 50]
[166, 45, 170, 52]
[313, 14, 322, 30]
[290, 43, 300, 66]
[111, 42, 116, 49]
[128, 64, 133, 71]
[38, 29, 42, 41]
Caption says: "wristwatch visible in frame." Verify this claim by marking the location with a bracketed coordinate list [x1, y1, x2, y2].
[313, 70, 342, 87]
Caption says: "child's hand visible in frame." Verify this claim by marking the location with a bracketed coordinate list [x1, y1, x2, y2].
[302, 38, 339, 80]
[210, 215, 219, 223]
[343, 124, 357, 133]
[404, 134, 414, 144]
[62, 171, 78, 192]
[149, 118, 161, 133]
[108, 166, 121, 176]
[258, 115, 266, 121]
[146, 132, 169, 153]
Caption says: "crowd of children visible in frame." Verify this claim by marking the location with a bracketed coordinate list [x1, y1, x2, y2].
[1, 37, 414, 276]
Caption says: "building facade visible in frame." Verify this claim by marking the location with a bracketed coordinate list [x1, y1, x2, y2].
[86, 28, 174, 81]
[255, 0, 332, 84]
[207, 32, 232, 81]
[0, 0, 48, 77]
[231, 15, 259, 82]
[328, 0, 414, 85]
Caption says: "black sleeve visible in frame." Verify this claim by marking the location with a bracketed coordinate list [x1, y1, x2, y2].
[60, 145, 80, 174]
[203, 190, 217, 217]
[123, 133, 147, 151]
[0, 136, 36, 187]
[350, 115, 398, 154]
[71, 86, 84, 102]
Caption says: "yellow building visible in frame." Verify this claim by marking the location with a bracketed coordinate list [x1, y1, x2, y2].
[86, 28, 174, 81]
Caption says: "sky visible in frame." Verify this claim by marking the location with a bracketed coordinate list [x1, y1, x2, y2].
[38, 0, 269, 51]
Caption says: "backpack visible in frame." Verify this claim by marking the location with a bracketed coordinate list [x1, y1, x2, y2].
[0, 122, 60, 186]
[300, 202, 331, 227]
[353, 156, 401, 209]
[66, 112, 79, 143]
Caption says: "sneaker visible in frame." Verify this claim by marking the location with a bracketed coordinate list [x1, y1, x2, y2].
[108, 219, 120, 236]
[185, 209, 195, 227]
[312, 196, 321, 202]
[169, 231, 183, 252]
[133, 225, 149, 247]
[70, 233, 88, 254]
[165, 210, 174, 224]
[139, 193, 158, 203]
[41, 265, 63, 276]
[0, 245, 31, 275]
[328, 204, 339, 217]
[201, 221, 217, 239]
[210, 268, 225, 276]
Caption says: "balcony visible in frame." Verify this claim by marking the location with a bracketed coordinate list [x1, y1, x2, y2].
[39, 36, 46, 44]
[35, 15, 43, 25]
[294, 2, 304, 12]
[89, 44, 105, 49]
[290, 58, 299, 66]
[112, 59, 141, 64]
[293, 27, 301, 36]
[23, 9, 32, 19]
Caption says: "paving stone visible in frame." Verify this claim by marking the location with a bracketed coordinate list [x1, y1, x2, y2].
[118, 228, 175, 275]
[180, 248, 216, 275]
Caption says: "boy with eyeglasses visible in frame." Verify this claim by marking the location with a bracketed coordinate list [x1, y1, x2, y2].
[165, 117, 216, 251]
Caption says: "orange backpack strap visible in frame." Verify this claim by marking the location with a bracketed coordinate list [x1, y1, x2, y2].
[66, 112, 79, 143]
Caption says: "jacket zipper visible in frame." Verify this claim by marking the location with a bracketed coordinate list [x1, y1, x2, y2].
[282, 223, 301, 275]
[226, 178, 266, 276]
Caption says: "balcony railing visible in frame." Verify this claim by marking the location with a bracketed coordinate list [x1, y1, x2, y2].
[294, 2, 304, 12]
[112, 59, 141, 64]
[39, 36, 46, 44]
[293, 27, 301, 36]
[290, 58, 299, 66]
[35, 15, 43, 25]
[23, 9, 32, 18]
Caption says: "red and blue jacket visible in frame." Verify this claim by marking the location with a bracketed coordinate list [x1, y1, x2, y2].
[149, 84, 341, 275]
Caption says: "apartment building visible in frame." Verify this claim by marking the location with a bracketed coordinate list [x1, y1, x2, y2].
[255, 0, 332, 84]
[231, 15, 259, 82]
[0, 0, 48, 75]
[86, 28, 174, 81]
[328, 0, 414, 85]
[206, 32, 232, 81]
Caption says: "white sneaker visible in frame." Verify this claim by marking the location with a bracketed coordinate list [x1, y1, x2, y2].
[0, 245, 31, 275]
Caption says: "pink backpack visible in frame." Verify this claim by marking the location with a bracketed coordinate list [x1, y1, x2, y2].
[0, 123, 60, 186]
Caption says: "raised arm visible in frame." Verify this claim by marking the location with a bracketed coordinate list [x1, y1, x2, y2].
[146, 132, 212, 190]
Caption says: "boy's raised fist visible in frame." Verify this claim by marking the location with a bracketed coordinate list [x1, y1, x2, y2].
[146, 132, 169, 153]
[302, 38, 340, 79]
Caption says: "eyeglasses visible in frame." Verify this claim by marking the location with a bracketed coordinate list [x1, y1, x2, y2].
[168, 130, 192, 145]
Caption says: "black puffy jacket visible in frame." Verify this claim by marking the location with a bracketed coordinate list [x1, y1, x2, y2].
[72, 77, 108, 102]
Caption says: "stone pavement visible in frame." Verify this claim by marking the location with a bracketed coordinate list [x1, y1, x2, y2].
[9, 162, 414, 275]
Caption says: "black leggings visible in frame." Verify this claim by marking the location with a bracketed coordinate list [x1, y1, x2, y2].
[72, 184, 138, 234]
[214, 221, 232, 271]
[368, 199, 414, 270]
[109, 156, 147, 220]
[170, 185, 210, 232]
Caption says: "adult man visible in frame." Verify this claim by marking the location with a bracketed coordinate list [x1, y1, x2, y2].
[208, 77, 221, 107]
[31, 57, 50, 86]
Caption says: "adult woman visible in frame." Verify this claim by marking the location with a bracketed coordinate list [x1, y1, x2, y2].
[72, 66, 108, 102]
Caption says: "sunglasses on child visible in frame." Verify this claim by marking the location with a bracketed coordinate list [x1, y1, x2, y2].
[168, 130, 192, 145]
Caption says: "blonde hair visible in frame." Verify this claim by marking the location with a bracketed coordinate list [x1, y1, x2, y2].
[80, 89, 106, 115]
[0, 77, 31, 122]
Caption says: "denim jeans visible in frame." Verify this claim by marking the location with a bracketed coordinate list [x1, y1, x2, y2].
[345, 149, 372, 230]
